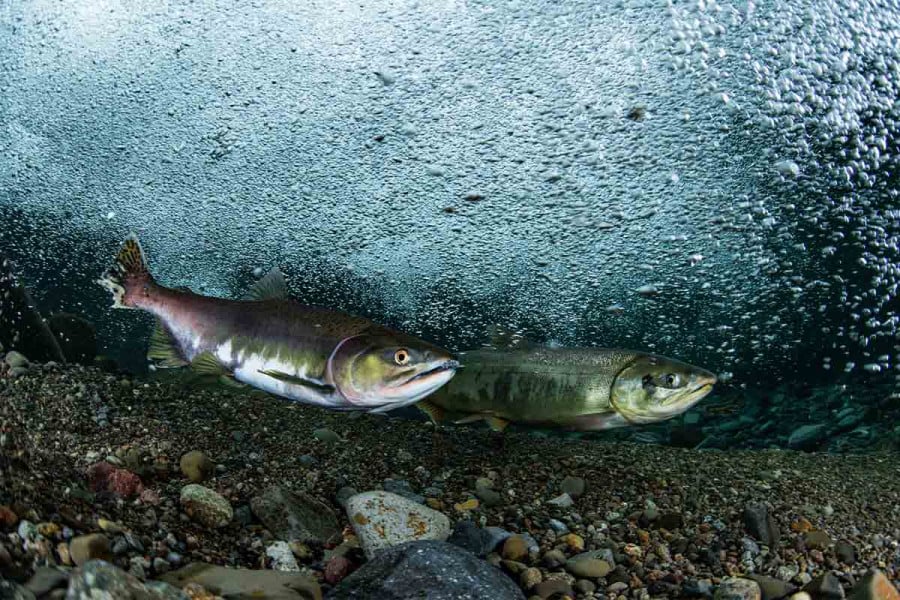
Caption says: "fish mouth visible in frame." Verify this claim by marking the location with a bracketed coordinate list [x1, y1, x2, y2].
[407, 359, 460, 383]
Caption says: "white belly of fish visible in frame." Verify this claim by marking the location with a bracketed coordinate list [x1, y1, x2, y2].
[214, 343, 340, 408]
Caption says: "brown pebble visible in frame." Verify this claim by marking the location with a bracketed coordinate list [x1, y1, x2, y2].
[502, 535, 528, 562]
[180, 450, 215, 483]
[533, 579, 574, 599]
[69, 534, 111, 566]
[520, 567, 542, 590]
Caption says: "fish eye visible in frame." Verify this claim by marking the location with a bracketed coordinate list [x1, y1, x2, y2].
[394, 349, 410, 366]
[661, 373, 681, 388]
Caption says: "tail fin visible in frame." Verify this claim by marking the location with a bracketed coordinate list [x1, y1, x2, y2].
[96, 233, 153, 309]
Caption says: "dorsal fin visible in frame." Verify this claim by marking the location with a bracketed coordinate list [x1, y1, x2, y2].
[484, 325, 539, 350]
[242, 268, 288, 301]
[147, 319, 188, 368]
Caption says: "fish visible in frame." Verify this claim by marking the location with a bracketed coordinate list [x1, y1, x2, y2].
[96, 234, 459, 412]
[416, 342, 716, 432]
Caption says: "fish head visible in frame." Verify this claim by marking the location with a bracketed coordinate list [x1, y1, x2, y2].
[328, 331, 459, 409]
[610, 354, 716, 424]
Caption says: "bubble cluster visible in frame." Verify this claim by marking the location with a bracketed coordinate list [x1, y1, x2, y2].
[0, 0, 898, 383]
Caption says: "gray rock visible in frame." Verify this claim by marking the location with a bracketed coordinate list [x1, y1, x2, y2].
[0, 581, 36, 600]
[742, 503, 781, 546]
[803, 573, 845, 600]
[160, 562, 321, 599]
[383, 479, 424, 504]
[560, 476, 585, 499]
[547, 493, 573, 508]
[3, 350, 28, 369]
[345, 491, 450, 560]
[475, 487, 504, 507]
[251, 485, 341, 545]
[66, 560, 187, 599]
[447, 520, 497, 557]
[24, 567, 69, 597]
[788, 423, 828, 449]
[336, 486, 358, 508]
[835, 540, 856, 565]
[746, 575, 796, 600]
[313, 428, 342, 443]
[326, 540, 524, 599]
[714, 577, 762, 600]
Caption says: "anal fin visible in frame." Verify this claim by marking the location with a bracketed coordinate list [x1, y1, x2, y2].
[487, 416, 510, 433]
[148, 319, 188, 368]
[416, 400, 445, 424]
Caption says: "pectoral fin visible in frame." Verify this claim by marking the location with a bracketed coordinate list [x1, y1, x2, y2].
[259, 369, 335, 393]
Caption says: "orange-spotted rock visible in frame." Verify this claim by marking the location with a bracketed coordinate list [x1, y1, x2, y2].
[344, 491, 450, 560]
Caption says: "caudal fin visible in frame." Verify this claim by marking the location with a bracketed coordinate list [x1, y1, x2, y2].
[96, 233, 153, 309]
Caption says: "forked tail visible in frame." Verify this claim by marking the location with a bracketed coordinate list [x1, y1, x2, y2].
[96, 233, 154, 309]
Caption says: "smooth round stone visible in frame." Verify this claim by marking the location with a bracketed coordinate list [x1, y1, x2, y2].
[69, 534, 111, 567]
[501, 535, 529, 562]
[565, 557, 612, 579]
[714, 577, 762, 600]
[560, 476, 585, 499]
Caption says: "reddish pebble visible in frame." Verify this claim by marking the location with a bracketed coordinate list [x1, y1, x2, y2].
[140, 488, 161, 505]
[86, 461, 144, 498]
[0, 505, 18, 528]
[324, 556, 354, 585]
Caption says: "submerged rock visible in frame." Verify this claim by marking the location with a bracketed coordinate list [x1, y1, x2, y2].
[715, 577, 762, 600]
[251, 485, 341, 545]
[788, 424, 828, 450]
[743, 503, 781, 547]
[345, 491, 451, 559]
[161, 562, 322, 599]
[0, 581, 35, 600]
[69, 534, 112, 566]
[447, 520, 500, 557]
[326, 540, 524, 599]
[179, 451, 214, 483]
[67, 560, 187, 599]
[847, 570, 900, 600]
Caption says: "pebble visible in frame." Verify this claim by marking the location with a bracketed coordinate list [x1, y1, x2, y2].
[804, 530, 832, 550]
[715, 577, 762, 600]
[250, 485, 341, 545]
[547, 493, 573, 508]
[179, 484, 233, 528]
[558, 533, 585, 552]
[835, 540, 856, 564]
[533, 579, 574, 599]
[575, 579, 596, 594]
[345, 491, 451, 560]
[501, 535, 529, 561]
[0, 505, 18, 527]
[743, 502, 781, 546]
[548, 519, 568, 534]
[69, 534, 111, 566]
[313, 428, 342, 443]
[266, 541, 300, 572]
[520, 567, 542, 590]
[324, 555, 354, 585]
[179, 451, 214, 483]
[747, 575, 797, 600]
[542, 549, 567, 569]
[803, 573, 844, 600]
[565, 557, 612, 578]
[560, 476, 585, 499]
[4, 351, 29, 369]
[847, 570, 899, 600]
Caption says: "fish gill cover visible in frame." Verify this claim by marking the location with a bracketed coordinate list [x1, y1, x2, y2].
[0, 0, 898, 385]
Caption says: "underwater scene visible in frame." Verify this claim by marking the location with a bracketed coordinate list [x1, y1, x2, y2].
[1, 0, 899, 599]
